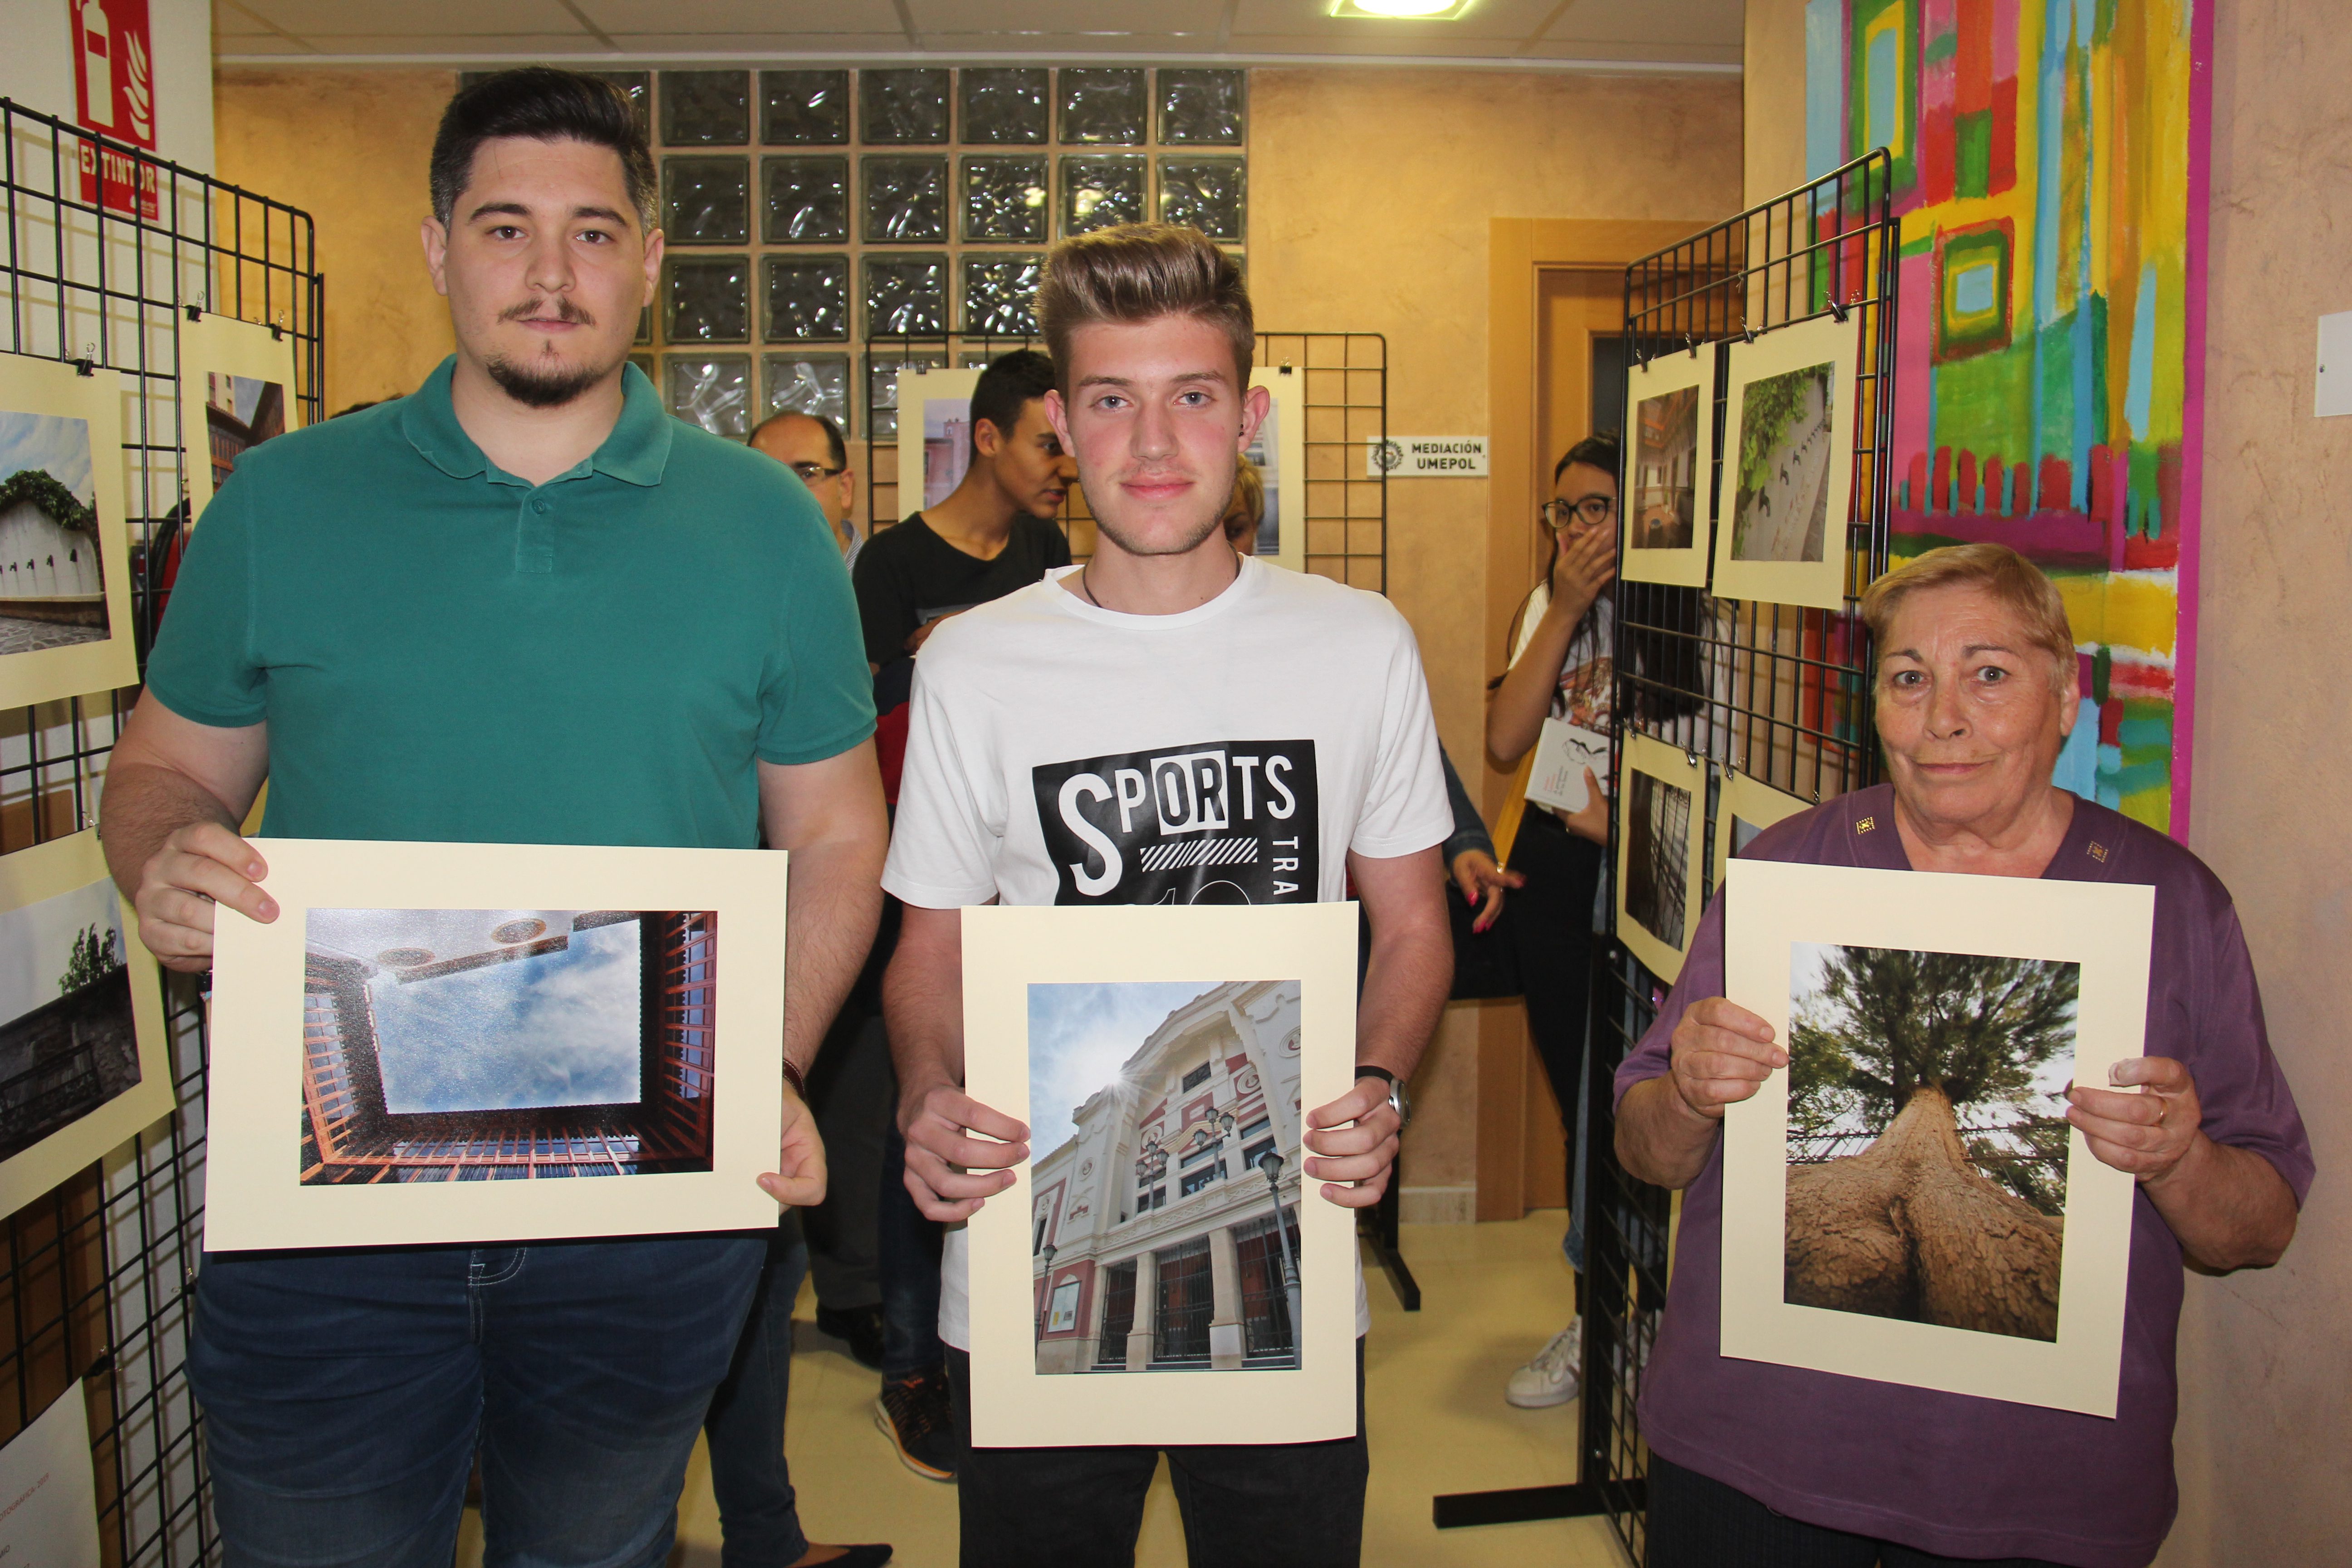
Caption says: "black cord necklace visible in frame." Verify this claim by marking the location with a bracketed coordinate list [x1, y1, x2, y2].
[1078, 549, 1240, 612]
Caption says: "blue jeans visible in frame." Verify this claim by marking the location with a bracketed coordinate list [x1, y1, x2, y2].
[191, 1235, 765, 1568]
[703, 1215, 812, 1567]
[878, 1118, 945, 1380]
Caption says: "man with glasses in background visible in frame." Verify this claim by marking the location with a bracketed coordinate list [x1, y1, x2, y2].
[754, 409, 863, 568]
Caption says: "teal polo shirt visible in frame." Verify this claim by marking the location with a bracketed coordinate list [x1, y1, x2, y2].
[145, 358, 874, 849]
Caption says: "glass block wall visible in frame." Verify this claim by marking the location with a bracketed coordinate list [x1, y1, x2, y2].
[519, 67, 1248, 452]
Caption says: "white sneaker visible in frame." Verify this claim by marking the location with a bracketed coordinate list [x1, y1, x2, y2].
[1505, 1317, 1583, 1408]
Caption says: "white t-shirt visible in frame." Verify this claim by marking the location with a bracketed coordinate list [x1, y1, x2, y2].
[882, 556, 1455, 1349]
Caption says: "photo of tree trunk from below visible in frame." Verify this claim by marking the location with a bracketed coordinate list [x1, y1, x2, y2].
[1784, 944, 2078, 1342]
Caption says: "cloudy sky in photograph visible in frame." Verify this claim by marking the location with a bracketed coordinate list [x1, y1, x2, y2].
[0, 878, 122, 1028]
[316, 913, 642, 1114]
[0, 411, 95, 503]
[1028, 980, 1225, 1149]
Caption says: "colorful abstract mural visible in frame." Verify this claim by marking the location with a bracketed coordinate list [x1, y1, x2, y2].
[1806, 0, 2207, 832]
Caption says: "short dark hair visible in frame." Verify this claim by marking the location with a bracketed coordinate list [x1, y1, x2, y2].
[1553, 432, 1622, 486]
[430, 69, 655, 230]
[970, 349, 1057, 456]
[749, 409, 848, 471]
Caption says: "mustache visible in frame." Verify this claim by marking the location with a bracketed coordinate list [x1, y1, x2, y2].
[500, 297, 594, 327]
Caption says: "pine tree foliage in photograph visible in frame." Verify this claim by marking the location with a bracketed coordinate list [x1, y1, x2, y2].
[1784, 945, 2079, 1342]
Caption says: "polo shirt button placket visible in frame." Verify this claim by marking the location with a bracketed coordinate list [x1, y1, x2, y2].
[517, 493, 556, 576]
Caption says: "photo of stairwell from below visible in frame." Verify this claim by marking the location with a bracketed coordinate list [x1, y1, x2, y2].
[1028, 978, 1305, 1375]
[1784, 943, 2078, 1343]
[299, 909, 717, 1185]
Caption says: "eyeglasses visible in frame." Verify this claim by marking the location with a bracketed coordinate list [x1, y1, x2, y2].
[1541, 495, 1616, 531]
[789, 462, 847, 482]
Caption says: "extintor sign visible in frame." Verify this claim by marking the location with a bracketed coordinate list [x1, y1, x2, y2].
[70, 0, 160, 220]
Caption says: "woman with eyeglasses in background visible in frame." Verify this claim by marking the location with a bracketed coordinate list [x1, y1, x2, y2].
[1479, 434, 1622, 1411]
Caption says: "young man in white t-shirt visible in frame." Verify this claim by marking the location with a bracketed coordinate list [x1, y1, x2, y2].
[880, 224, 1454, 1568]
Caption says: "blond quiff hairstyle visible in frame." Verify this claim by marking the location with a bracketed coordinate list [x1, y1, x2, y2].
[1037, 224, 1254, 392]
[1859, 542, 2077, 694]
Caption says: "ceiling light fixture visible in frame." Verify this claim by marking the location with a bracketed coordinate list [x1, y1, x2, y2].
[1330, 0, 1476, 18]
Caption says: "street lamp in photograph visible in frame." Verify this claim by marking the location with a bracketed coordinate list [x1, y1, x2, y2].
[1255, 1148, 1302, 1368]
[1035, 1240, 1058, 1347]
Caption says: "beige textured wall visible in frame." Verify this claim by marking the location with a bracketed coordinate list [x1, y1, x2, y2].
[214, 69, 459, 412]
[2159, 0, 2352, 1556]
[1739, 2, 2351, 1548]
[1744, 0, 1809, 206]
[1248, 67, 1742, 1203]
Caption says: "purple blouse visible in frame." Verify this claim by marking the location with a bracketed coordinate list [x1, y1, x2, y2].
[1613, 785, 2313, 1568]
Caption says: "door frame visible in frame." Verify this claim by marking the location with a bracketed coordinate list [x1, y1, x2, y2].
[1475, 217, 1715, 1222]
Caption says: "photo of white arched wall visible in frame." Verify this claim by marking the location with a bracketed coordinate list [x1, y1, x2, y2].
[1029, 977, 1304, 1375]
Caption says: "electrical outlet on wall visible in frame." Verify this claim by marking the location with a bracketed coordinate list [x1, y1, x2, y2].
[2317, 312, 2352, 418]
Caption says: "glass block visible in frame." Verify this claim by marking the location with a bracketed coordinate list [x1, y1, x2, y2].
[636, 304, 651, 346]
[964, 255, 1044, 337]
[960, 68, 1049, 144]
[660, 71, 750, 146]
[666, 355, 751, 439]
[762, 69, 848, 144]
[961, 156, 1049, 243]
[627, 352, 656, 383]
[764, 353, 852, 432]
[1158, 69, 1246, 145]
[862, 68, 951, 145]
[1061, 157, 1147, 236]
[861, 157, 949, 243]
[762, 157, 847, 243]
[867, 353, 946, 440]
[664, 256, 750, 343]
[1058, 69, 1146, 145]
[865, 255, 949, 338]
[762, 255, 849, 341]
[662, 157, 749, 246]
[1158, 158, 1247, 242]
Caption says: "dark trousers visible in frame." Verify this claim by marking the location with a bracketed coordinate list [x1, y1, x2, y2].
[1505, 809, 1603, 1273]
[946, 1341, 1369, 1568]
[1647, 1455, 2070, 1568]
[803, 1009, 890, 1312]
[703, 1215, 813, 1567]
[879, 1117, 946, 1379]
[191, 1235, 764, 1568]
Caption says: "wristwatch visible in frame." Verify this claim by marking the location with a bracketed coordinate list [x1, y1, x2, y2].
[1355, 1064, 1411, 1129]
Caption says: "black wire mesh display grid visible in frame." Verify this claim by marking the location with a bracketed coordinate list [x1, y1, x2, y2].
[2, 94, 324, 1567]
[862, 329, 1387, 593]
[1580, 152, 1898, 1565]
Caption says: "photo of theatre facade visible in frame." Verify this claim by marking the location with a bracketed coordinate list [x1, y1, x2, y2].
[1032, 979, 1305, 1374]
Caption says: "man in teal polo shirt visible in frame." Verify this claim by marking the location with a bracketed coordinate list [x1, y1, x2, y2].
[100, 70, 887, 1568]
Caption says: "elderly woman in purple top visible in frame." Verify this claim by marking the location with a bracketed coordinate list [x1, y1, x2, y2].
[1613, 543, 2310, 1568]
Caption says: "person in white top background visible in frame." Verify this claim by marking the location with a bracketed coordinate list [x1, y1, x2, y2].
[878, 223, 1453, 1568]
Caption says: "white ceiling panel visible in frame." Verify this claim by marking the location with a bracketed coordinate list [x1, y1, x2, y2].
[1537, 0, 1743, 47]
[237, 0, 584, 37]
[906, 0, 1230, 32]
[576, 0, 906, 34]
[212, 0, 1744, 66]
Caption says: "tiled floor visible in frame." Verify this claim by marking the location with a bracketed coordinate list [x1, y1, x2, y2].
[460, 1211, 1631, 1568]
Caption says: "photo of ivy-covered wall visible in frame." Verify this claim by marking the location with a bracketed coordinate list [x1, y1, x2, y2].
[0, 411, 109, 657]
[1730, 360, 1835, 564]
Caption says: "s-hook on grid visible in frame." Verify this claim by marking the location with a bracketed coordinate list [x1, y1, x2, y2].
[862, 329, 1389, 593]
[1433, 150, 1899, 1563]
[2, 93, 325, 1566]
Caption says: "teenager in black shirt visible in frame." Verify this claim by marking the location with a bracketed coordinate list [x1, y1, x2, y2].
[853, 349, 1077, 674]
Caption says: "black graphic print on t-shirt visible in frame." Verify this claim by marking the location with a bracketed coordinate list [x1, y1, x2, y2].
[1031, 740, 1320, 905]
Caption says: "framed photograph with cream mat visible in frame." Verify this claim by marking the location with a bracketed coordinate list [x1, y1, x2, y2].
[1719, 858, 2153, 1416]
[207, 839, 787, 1251]
[961, 901, 1359, 1447]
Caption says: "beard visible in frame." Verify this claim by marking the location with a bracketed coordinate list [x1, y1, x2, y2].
[1089, 471, 1236, 558]
[481, 297, 616, 409]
